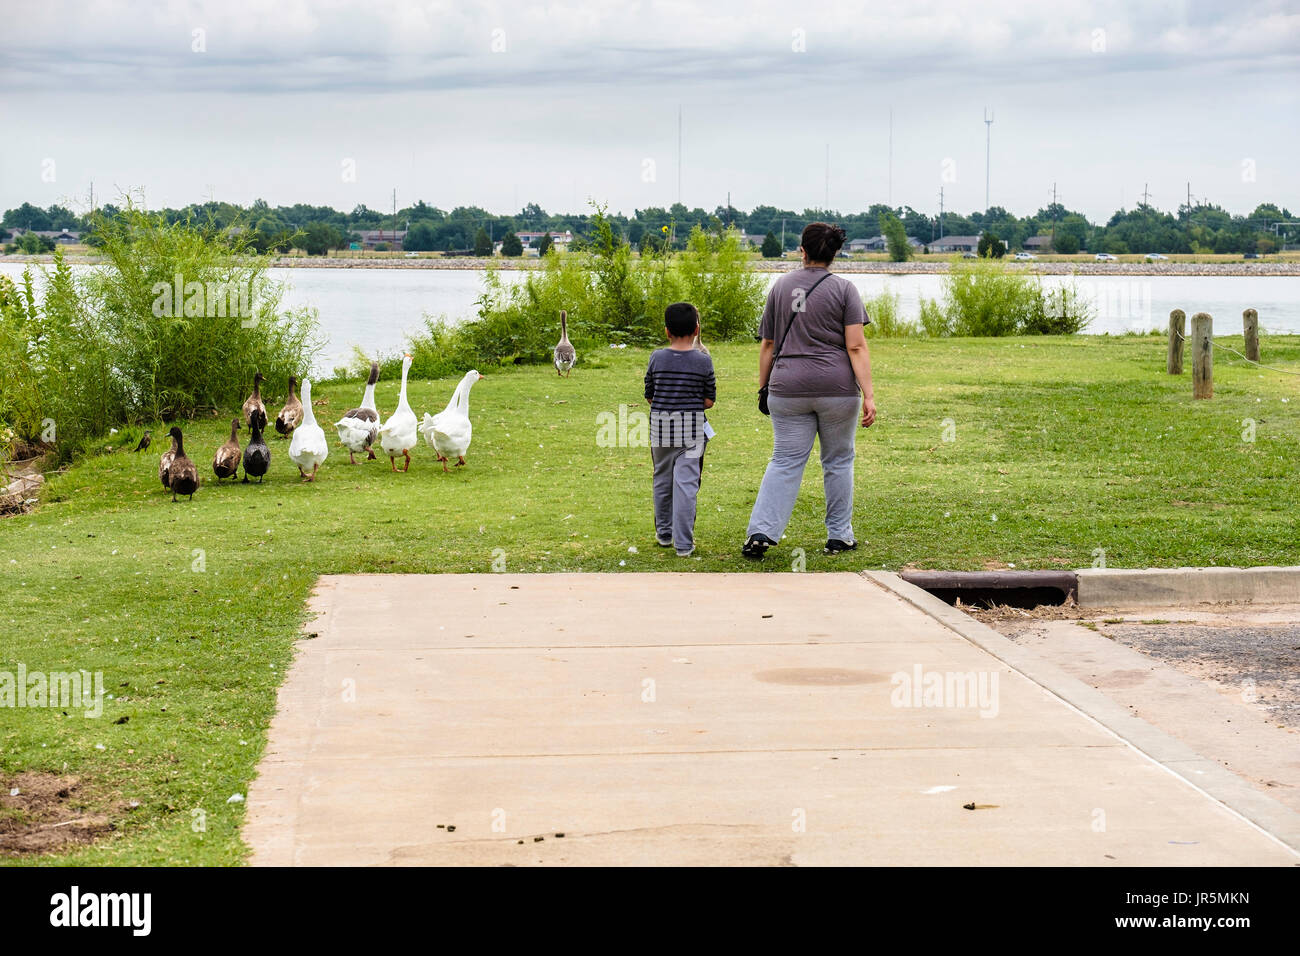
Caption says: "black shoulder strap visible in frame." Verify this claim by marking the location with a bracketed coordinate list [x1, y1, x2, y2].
[772, 272, 833, 365]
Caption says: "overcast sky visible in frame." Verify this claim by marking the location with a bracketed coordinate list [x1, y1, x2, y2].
[2, 0, 1297, 223]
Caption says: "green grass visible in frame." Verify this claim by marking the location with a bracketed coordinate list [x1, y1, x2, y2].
[3, 334, 1300, 865]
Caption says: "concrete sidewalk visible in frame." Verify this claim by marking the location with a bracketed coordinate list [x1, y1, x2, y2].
[243, 572, 1300, 866]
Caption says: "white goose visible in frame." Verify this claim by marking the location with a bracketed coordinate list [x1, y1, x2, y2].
[287, 378, 328, 481]
[418, 370, 483, 472]
[335, 361, 382, 464]
[377, 353, 418, 472]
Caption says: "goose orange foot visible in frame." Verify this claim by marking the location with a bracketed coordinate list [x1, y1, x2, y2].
[403, 450, 411, 472]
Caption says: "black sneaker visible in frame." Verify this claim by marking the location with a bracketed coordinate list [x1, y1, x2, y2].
[656, 536, 674, 547]
[742, 533, 777, 560]
[824, 538, 858, 555]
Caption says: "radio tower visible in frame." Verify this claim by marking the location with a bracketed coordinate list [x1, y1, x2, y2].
[983, 108, 994, 213]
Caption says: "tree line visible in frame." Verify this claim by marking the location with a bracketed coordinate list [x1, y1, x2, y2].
[3, 195, 1295, 257]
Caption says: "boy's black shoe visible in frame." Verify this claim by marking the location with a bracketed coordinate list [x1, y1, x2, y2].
[823, 538, 858, 555]
[742, 533, 777, 560]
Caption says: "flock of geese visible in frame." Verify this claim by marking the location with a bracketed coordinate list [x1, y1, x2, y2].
[156, 311, 584, 501]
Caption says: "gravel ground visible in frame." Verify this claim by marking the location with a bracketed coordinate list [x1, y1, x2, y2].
[971, 603, 1300, 728]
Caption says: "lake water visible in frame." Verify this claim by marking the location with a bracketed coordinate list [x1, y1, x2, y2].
[4, 262, 1297, 375]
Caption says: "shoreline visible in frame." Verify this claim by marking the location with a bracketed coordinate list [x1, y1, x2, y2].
[4, 254, 1298, 277]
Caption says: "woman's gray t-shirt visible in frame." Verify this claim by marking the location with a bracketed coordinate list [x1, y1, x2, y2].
[759, 268, 868, 397]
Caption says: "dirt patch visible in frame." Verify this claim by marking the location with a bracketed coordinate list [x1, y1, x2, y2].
[969, 602, 1300, 729]
[0, 773, 113, 856]
[961, 600, 1109, 625]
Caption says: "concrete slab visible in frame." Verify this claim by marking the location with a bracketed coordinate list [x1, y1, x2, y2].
[1077, 566, 1300, 607]
[995, 618, 1300, 814]
[244, 573, 1300, 866]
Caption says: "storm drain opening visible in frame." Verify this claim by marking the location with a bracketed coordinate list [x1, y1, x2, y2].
[900, 571, 1077, 610]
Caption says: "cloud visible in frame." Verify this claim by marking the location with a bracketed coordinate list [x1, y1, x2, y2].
[3, 0, 1297, 94]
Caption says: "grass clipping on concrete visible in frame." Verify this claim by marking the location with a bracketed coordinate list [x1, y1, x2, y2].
[1, 333, 1299, 864]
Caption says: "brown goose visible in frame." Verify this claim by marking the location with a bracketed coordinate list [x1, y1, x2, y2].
[166, 426, 200, 502]
[158, 430, 178, 490]
[213, 418, 242, 481]
[334, 362, 382, 464]
[242, 372, 268, 431]
[552, 310, 576, 377]
[275, 374, 303, 438]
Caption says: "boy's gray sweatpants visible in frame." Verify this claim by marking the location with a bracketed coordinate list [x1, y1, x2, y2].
[746, 394, 860, 543]
[651, 441, 706, 550]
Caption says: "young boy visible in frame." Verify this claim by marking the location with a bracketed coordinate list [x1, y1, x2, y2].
[643, 302, 716, 557]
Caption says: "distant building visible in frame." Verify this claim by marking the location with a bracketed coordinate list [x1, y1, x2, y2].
[927, 235, 980, 253]
[516, 230, 573, 249]
[848, 236, 886, 252]
[849, 235, 923, 253]
[357, 229, 407, 251]
[9, 227, 82, 243]
[1023, 235, 1053, 252]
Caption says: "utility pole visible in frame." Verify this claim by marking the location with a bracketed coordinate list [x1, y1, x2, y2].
[938, 185, 945, 241]
[983, 108, 994, 213]
[1141, 183, 1151, 207]
[781, 217, 786, 252]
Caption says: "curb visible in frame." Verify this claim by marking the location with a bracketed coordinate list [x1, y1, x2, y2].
[1077, 566, 1300, 607]
[861, 569, 1300, 857]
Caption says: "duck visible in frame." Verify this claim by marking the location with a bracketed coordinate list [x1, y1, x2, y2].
[377, 353, 418, 472]
[287, 378, 329, 481]
[692, 331, 710, 356]
[158, 430, 178, 490]
[242, 372, 268, 431]
[274, 374, 303, 438]
[242, 417, 270, 483]
[335, 361, 382, 464]
[553, 310, 576, 377]
[418, 370, 483, 472]
[212, 418, 242, 481]
[165, 426, 200, 502]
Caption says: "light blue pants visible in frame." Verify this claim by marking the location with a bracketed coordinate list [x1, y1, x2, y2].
[746, 395, 860, 543]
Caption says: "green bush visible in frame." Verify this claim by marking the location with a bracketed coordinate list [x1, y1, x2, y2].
[918, 295, 949, 336]
[676, 227, 766, 342]
[0, 209, 320, 463]
[942, 257, 1039, 335]
[863, 291, 921, 338]
[1025, 279, 1093, 335]
[409, 205, 766, 371]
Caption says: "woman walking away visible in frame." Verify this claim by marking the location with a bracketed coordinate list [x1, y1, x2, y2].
[743, 222, 877, 560]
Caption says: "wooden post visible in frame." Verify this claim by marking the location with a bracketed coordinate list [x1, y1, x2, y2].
[1167, 309, 1185, 374]
[1192, 312, 1213, 399]
[1243, 308, 1259, 363]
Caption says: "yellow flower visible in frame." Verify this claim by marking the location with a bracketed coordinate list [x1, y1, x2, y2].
[661, 225, 669, 233]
